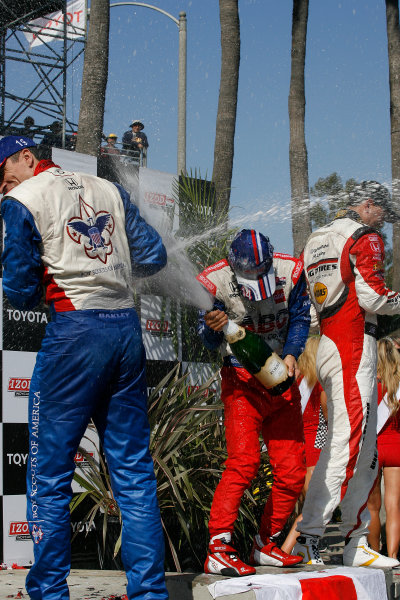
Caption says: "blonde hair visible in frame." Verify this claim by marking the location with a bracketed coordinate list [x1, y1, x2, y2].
[377, 337, 400, 415]
[297, 336, 320, 388]
[390, 334, 400, 348]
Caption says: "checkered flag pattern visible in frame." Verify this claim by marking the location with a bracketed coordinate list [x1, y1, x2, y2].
[314, 406, 328, 450]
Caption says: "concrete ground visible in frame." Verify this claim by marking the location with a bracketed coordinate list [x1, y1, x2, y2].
[1, 566, 400, 600]
[2, 526, 400, 599]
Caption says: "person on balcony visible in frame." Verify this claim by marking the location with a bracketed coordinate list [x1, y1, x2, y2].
[122, 119, 148, 162]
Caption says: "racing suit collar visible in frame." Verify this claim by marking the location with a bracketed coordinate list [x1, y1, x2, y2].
[34, 159, 60, 176]
[334, 208, 363, 224]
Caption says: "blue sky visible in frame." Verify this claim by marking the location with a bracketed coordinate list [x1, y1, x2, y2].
[6, 1, 394, 253]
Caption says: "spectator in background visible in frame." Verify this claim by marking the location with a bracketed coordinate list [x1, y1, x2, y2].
[20, 116, 36, 137]
[122, 119, 148, 160]
[101, 133, 120, 157]
[66, 132, 77, 151]
[1, 116, 39, 138]
[368, 337, 400, 560]
[41, 121, 63, 148]
[281, 336, 328, 555]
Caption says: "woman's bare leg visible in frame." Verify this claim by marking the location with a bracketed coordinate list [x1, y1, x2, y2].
[383, 467, 400, 558]
[367, 470, 382, 551]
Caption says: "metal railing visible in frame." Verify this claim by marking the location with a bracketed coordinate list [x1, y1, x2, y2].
[100, 141, 147, 167]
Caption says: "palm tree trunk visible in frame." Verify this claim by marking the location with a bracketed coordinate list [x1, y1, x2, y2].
[289, 0, 311, 256]
[212, 0, 240, 218]
[76, 0, 109, 156]
[386, 0, 400, 290]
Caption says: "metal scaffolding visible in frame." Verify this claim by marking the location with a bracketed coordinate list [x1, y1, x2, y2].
[0, 0, 86, 146]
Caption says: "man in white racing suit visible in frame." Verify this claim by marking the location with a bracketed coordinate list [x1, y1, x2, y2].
[0, 136, 168, 600]
[294, 181, 400, 568]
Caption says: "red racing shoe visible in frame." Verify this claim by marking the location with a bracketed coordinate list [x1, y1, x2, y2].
[204, 539, 256, 577]
[249, 534, 303, 567]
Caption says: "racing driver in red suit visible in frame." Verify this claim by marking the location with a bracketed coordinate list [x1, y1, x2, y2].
[197, 229, 310, 576]
[295, 181, 400, 569]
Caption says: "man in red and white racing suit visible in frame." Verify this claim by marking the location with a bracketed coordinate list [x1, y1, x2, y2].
[294, 181, 400, 568]
[197, 229, 310, 575]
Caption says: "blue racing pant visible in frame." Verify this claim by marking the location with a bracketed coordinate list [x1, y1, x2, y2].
[25, 309, 168, 600]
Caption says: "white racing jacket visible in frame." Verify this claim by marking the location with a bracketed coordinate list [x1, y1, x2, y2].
[303, 213, 400, 335]
[2, 164, 166, 312]
[197, 254, 310, 359]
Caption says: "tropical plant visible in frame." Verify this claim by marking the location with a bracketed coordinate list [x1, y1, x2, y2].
[309, 173, 357, 228]
[70, 429, 121, 565]
[212, 0, 240, 218]
[173, 170, 237, 272]
[385, 0, 400, 290]
[169, 170, 238, 364]
[149, 363, 273, 568]
[289, 0, 311, 256]
[150, 363, 224, 569]
[71, 363, 224, 571]
[71, 362, 275, 570]
[76, 0, 109, 156]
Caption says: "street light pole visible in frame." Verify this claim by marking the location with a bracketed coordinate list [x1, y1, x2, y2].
[177, 11, 186, 176]
[109, 2, 187, 175]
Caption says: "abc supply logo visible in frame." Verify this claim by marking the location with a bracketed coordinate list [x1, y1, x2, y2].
[9, 521, 31, 541]
[314, 282, 328, 305]
[145, 319, 173, 338]
[8, 377, 31, 397]
[144, 191, 174, 208]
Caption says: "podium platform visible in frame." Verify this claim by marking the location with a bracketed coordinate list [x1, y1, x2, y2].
[1, 525, 399, 599]
[0, 566, 399, 600]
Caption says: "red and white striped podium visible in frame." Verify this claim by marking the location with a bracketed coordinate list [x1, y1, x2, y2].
[208, 566, 388, 600]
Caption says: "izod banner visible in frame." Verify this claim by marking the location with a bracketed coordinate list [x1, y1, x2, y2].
[23, 0, 86, 49]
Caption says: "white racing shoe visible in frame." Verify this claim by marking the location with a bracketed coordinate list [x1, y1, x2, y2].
[204, 539, 256, 577]
[292, 535, 324, 565]
[249, 534, 303, 567]
[343, 536, 400, 568]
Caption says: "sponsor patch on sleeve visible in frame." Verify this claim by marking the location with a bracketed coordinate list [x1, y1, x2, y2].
[196, 273, 217, 296]
[313, 282, 328, 304]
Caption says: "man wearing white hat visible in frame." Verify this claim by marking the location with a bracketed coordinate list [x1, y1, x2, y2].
[122, 119, 149, 161]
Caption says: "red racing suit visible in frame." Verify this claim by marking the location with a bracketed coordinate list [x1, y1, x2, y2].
[301, 211, 400, 540]
[197, 255, 310, 541]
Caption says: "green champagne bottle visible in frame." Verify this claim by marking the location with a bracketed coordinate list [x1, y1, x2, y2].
[223, 319, 294, 395]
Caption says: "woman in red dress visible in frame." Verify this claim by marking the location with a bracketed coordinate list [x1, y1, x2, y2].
[281, 336, 327, 554]
[367, 337, 400, 559]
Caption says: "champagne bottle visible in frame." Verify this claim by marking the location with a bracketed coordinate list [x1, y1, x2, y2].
[223, 319, 294, 395]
